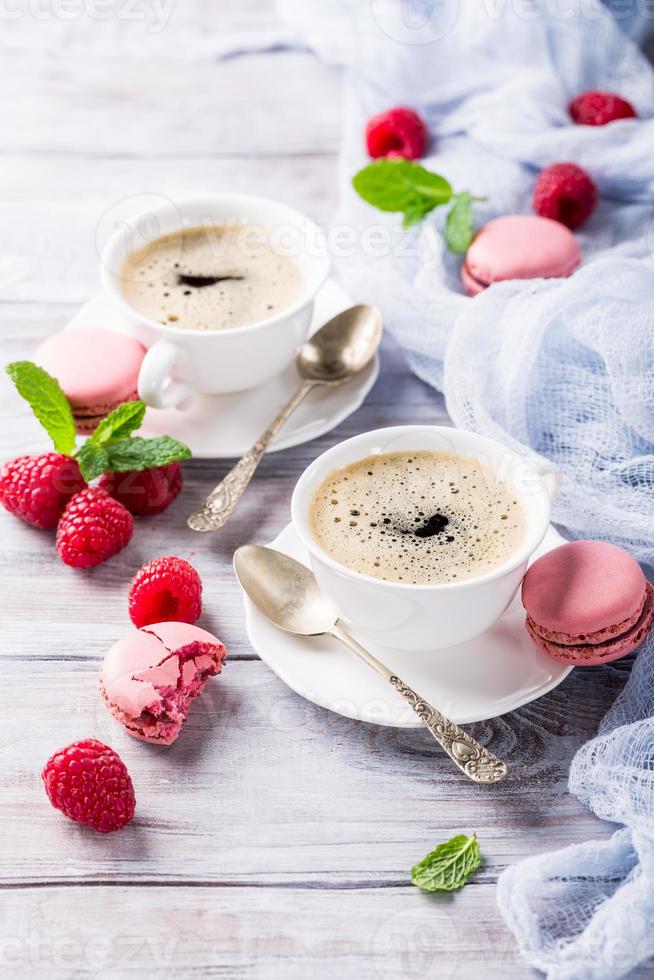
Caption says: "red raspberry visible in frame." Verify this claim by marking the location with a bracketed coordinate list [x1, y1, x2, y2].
[41, 739, 135, 833]
[0, 453, 85, 529]
[569, 90, 637, 126]
[532, 162, 598, 229]
[128, 556, 202, 628]
[99, 462, 182, 517]
[56, 487, 133, 568]
[365, 107, 427, 160]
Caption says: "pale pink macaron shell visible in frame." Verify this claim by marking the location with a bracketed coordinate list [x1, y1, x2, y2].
[100, 622, 227, 743]
[522, 540, 654, 665]
[462, 214, 581, 295]
[34, 328, 145, 420]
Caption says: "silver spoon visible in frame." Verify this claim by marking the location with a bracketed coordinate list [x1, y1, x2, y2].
[187, 305, 383, 532]
[234, 545, 508, 785]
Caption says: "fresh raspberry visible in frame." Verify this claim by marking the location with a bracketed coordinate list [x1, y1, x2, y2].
[41, 739, 135, 833]
[365, 107, 427, 160]
[532, 162, 598, 229]
[569, 90, 637, 126]
[0, 453, 85, 529]
[56, 487, 133, 568]
[99, 462, 182, 517]
[128, 556, 202, 628]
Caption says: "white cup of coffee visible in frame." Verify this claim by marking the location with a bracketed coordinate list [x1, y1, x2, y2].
[291, 425, 557, 651]
[100, 194, 330, 407]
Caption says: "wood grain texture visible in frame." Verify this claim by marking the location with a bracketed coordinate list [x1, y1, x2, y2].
[0, 1, 643, 978]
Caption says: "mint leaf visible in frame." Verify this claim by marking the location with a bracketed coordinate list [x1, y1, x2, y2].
[89, 401, 146, 447]
[403, 198, 438, 229]
[411, 834, 481, 892]
[352, 160, 482, 251]
[6, 361, 76, 455]
[352, 160, 452, 222]
[77, 441, 110, 482]
[445, 193, 475, 254]
[105, 436, 191, 473]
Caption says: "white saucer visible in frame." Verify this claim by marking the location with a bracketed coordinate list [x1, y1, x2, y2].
[65, 280, 379, 459]
[241, 523, 573, 727]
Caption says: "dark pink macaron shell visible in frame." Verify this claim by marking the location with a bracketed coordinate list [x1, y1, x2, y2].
[521, 540, 654, 666]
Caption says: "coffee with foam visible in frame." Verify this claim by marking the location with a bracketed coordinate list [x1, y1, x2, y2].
[120, 224, 303, 331]
[309, 451, 526, 585]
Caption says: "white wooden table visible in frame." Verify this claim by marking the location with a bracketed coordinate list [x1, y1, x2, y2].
[0, 3, 644, 977]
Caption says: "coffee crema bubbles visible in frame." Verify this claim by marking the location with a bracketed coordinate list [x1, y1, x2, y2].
[119, 224, 304, 331]
[309, 451, 526, 585]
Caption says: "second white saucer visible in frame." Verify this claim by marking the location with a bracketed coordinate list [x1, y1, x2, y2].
[65, 279, 378, 459]
[241, 522, 573, 727]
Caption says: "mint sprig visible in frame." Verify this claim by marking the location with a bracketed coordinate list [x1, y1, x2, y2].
[353, 160, 452, 224]
[411, 834, 481, 892]
[352, 159, 482, 250]
[102, 435, 191, 473]
[77, 441, 110, 482]
[77, 404, 191, 481]
[90, 401, 146, 446]
[6, 362, 192, 483]
[6, 361, 77, 455]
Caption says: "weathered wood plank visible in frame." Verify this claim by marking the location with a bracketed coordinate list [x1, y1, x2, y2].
[0, 657, 624, 885]
[2, 45, 340, 158]
[1, 884, 533, 978]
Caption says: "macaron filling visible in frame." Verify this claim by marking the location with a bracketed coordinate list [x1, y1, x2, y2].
[526, 581, 654, 665]
[73, 391, 139, 433]
[527, 583, 650, 647]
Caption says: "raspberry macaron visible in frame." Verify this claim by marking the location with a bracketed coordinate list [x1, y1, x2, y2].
[34, 328, 145, 434]
[461, 215, 581, 296]
[100, 622, 227, 745]
[522, 540, 654, 666]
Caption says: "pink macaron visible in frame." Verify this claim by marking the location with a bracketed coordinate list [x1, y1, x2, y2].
[100, 622, 227, 744]
[522, 540, 654, 666]
[34, 328, 145, 433]
[461, 214, 581, 296]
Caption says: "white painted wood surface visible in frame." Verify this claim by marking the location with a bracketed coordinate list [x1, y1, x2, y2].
[0, 3, 645, 978]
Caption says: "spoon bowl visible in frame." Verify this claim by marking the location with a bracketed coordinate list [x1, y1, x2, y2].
[234, 545, 338, 636]
[297, 304, 383, 384]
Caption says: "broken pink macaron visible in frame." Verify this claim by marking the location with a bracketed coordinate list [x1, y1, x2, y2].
[100, 622, 227, 744]
[522, 540, 654, 666]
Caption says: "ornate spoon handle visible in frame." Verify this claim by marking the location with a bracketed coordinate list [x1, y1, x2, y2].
[388, 676, 508, 783]
[330, 624, 507, 784]
[187, 380, 315, 532]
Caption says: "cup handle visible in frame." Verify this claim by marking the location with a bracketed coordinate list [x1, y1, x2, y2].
[138, 339, 194, 410]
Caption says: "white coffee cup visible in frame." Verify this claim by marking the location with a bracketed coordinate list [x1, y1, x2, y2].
[291, 425, 557, 651]
[100, 193, 330, 407]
